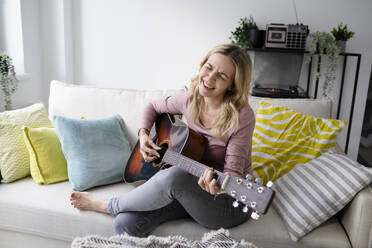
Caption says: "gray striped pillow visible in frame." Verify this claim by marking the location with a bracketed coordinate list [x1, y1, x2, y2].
[272, 153, 372, 241]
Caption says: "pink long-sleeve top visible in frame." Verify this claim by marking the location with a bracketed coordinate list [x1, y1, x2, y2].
[140, 91, 255, 179]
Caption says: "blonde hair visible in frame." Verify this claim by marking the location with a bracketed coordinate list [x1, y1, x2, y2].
[188, 44, 253, 138]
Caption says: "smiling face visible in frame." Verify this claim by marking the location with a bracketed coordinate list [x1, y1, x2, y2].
[198, 53, 235, 103]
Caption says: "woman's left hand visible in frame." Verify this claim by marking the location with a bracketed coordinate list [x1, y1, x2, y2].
[198, 168, 220, 195]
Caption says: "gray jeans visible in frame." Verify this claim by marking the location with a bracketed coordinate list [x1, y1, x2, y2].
[108, 167, 249, 236]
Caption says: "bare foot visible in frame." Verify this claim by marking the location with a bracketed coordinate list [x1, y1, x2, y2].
[70, 192, 110, 214]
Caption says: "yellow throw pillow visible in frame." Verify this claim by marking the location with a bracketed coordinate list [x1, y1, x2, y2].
[23, 127, 68, 184]
[252, 102, 346, 184]
[0, 103, 52, 183]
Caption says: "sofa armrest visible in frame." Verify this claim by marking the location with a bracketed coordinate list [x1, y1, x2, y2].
[338, 184, 372, 248]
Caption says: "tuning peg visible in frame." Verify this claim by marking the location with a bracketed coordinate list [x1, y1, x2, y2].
[251, 211, 260, 220]
[242, 205, 249, 213]
[255, 178, 263, 185]
[246, 182, 253, 189]
[245, 174, 253, 181]
[232, 200, 239, 208]
[266, 181, 273, 188]
[257, 186, 264, 193]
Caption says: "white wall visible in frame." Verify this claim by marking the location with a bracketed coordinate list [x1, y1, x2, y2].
[5, 0, 372, 160]
[68, 0, 372, 160]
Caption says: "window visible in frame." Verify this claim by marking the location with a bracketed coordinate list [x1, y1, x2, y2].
[0, 0, 25, 74]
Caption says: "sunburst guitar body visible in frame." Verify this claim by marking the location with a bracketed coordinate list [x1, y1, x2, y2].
[124, 113, 207, 183]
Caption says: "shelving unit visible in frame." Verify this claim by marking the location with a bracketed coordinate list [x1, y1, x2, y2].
[246, 47, 362, 154]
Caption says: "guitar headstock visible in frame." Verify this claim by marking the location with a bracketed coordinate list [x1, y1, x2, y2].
[222, 174, 275, 220]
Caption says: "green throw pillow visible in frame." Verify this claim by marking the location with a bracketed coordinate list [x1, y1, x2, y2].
[23, 127, 68, 184]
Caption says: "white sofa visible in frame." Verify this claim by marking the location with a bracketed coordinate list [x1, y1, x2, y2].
[0, 80, 371, 248]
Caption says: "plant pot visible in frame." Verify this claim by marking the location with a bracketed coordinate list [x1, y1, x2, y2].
[247, 29, 266, 48]
[337, 40, 346, 53]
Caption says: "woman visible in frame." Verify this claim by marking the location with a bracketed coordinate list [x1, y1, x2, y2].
[70, 44, 255, 237]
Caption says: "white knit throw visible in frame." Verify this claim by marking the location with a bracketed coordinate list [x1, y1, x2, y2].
[71, 228, 258, 248]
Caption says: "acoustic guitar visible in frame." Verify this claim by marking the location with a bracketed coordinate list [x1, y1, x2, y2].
[124, 114, 275, 219]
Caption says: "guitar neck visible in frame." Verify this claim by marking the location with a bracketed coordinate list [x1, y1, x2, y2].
[163, 149, 226, 186]
[162, 148, 274, 217]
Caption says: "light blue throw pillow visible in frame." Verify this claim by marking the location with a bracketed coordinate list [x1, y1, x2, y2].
[53, 115, 131, 191]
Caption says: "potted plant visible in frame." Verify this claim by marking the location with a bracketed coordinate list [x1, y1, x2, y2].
[331, 22, 355, 53]
[230, 16, 265, 48]
[0, 53, 18, 110]
[308, 32, 341, 98]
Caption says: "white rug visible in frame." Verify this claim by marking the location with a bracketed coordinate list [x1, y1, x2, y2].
[71, 228, 258, 248]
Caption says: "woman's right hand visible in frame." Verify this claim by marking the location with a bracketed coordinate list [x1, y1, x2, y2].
[138, 128, 161, 162]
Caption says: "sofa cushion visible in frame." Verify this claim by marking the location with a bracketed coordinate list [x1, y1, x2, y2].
[248, 96, 332, 118]
[53, 115, 131, 191]
[0, 177, 133, 242]
[48, 80, 185, 148]
[152, 207, 351, 248]
[339, 185, 372, 248]
[22, 126, 68, 184]
[273, 153, 372, 241]
[48, 81, 333, 148]
[0, 177, 350, 248]
[0, 103, 52, 183]
[252, 102, 346, 183]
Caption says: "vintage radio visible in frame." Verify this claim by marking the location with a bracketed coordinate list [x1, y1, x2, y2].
[265, 23, 309, 50]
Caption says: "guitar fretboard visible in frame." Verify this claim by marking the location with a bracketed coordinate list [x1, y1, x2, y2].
[162, 148, 274, 215]
[163, 149, 226, 186]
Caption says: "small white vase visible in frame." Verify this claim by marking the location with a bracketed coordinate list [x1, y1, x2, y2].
[337, 40, 346, 53]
